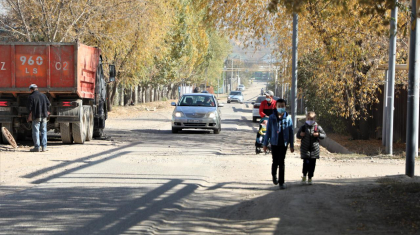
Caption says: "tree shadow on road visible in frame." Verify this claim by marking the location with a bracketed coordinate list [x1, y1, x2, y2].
[164, 176, 417, 234]
[0, 179, 198, 235]
[22, 142, 142, 182]
[1, 175, 417, 234]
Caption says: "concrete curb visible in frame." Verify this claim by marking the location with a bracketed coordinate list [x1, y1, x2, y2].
[295, 118, 353, 154]
[319, 137, 353, 154]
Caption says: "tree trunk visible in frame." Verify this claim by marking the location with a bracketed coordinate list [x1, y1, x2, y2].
[359, 108, 370, 140]
[120, 86, 125, 106]
[172, 85, 178, 99]
[149, 87, 153, 103]
[123, 86, 133, 106]
[141, 85, 146, 103]
[136, 85, 141, 104]
[110, 82, 119, 104]
[153, 87, 159, 101]
[107, 84, 113, 112]
[166, 84, 172, 99]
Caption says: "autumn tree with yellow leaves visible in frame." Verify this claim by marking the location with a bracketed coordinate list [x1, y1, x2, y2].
[206, 0, 411, 139]
[0, 0, 232, 108]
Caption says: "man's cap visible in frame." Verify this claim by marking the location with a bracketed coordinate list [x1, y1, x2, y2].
[29, 84, 38, 90]
[264, 91, 274, 97]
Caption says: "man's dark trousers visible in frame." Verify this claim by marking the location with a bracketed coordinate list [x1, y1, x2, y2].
[271, 144, 288, 185]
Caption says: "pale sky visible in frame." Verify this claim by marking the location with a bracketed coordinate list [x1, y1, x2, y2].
[230, 39, 279, 64]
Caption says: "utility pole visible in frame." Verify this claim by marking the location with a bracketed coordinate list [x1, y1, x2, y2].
[231, 58, 234, 93]
[275, 69, 278, 97]
[224, 65, 227, 94]
[386, 1, 398, 155]
[382, 71, 388, 147]
[269, 54, 272, 81]
[205, 67, 208, 92]
[406, 0, 420, 177]
[291, 13, 298, 129]
[218, 70, 220, 98]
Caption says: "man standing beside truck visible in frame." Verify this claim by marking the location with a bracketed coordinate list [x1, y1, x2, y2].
[27, 84, 50, 152]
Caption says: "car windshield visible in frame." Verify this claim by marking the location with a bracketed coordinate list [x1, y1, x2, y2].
[256, 97, 266, 103]
[256, 96, 279, 103]
[239, 85, 244, 87]
[230, 92, 242, 96]
[179, 95, 216, 107]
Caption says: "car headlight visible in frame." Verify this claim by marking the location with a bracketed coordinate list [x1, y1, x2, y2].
[174, 112, 184, 118]
[208, 112, 216, 118]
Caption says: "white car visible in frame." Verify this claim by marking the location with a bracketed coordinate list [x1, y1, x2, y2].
[171, 93, 224, 134]
[227, 91, 244, 103]
[238, 84, 245, 91]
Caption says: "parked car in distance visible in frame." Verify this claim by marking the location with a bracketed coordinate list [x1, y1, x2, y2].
[171, 93, 223, 134]
[227, 91, 244, 103]
[252, 96, 279, 122]
[238, 84, 245, 91]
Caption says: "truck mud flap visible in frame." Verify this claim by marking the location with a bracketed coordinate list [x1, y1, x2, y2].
[0, 107, 14, 123]
[94, 116, 105, 129]
[55, 100, 82, 123]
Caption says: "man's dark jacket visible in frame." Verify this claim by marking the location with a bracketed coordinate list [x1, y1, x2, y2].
[27, 90, 50, 120]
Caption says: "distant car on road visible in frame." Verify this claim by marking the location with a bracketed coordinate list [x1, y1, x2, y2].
[227, 91, 244, 103]
[252, 96, 279, 122]
[238, 84, 245, 91]
[171, 93, 223, 134]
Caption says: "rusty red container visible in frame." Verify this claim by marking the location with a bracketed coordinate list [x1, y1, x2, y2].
[0, 43, 100, 99]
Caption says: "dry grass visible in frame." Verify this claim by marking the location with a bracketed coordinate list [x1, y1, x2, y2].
[328, 133, 407, 157]
[108, 100, 176, 119]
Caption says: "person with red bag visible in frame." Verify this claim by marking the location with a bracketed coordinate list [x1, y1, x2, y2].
[296, 111, 326, 185]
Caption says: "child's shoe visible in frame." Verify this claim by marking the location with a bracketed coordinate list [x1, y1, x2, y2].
[308, 178, 313, 185]
[301, 176, 307, 185]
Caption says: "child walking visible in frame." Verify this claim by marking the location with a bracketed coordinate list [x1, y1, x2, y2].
[296, 111, 326, 185]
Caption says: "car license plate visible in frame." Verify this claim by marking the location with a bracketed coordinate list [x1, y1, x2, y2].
[187, 119, 200, 123]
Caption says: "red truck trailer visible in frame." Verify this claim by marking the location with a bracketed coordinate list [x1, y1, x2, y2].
[0, 42, 115, 144]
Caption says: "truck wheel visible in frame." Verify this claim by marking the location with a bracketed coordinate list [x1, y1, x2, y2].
[60, 123, 73, 144]
[84, 106, 94, 141]
[1, 123, 16, 144]
[72, 108, 86, 144]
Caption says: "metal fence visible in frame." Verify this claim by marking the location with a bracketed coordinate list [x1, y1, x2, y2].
[368, 85, 416, 144]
